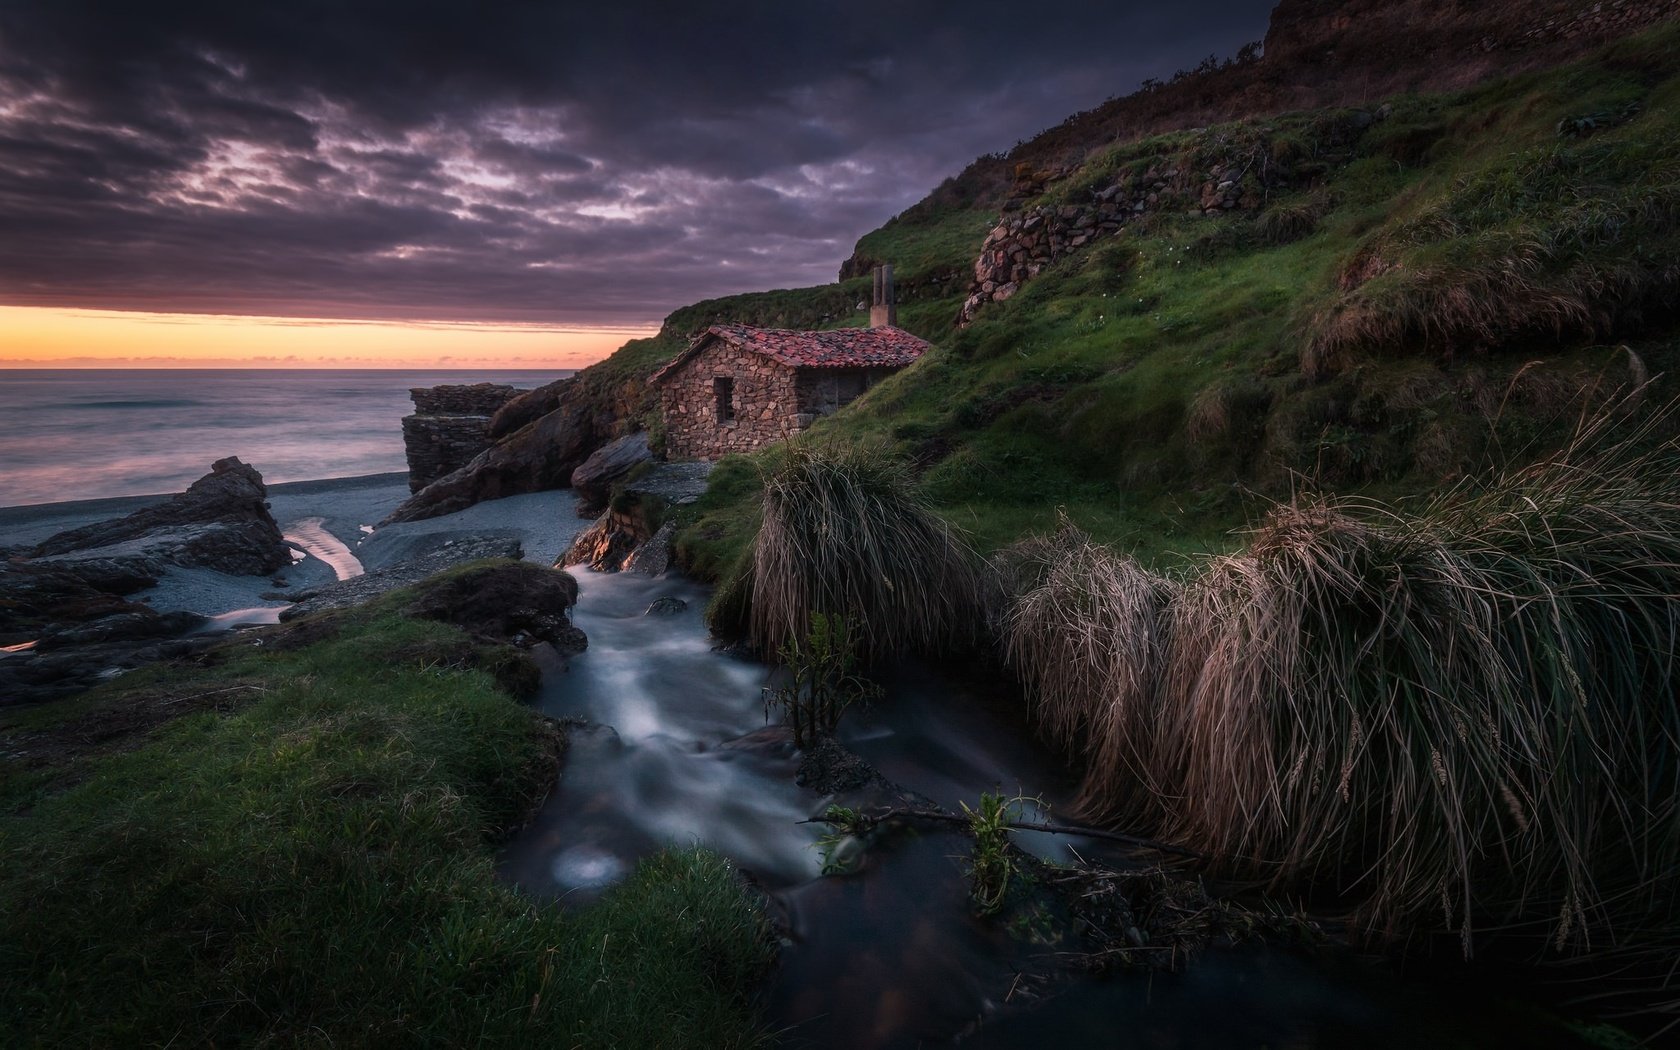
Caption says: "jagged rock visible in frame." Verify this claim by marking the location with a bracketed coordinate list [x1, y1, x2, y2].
[279, 536, 523, 620]
[643, 595, 688, 616]
[385, 384, 601, 524]
[570, 433, 654, 517]
[559, 512, 641, 573]
[489, 376, 574, 440]
[401, 384, 522, 494]
[35, 609, 205, 651]
[0, 560, 160, 639]
[624, 521, 676, 577]
[407, 562, 585, 654]
[31, 458, 290, 577]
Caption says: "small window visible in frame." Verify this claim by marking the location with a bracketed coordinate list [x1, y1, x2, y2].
[713, 376, 735, 423]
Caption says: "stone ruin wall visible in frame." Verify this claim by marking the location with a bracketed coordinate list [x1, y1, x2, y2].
[1494, 0, 1680, 50]
[402, 383, 522, 493]
[959, 113, 1380, 326]
[660, 340, 802, 460]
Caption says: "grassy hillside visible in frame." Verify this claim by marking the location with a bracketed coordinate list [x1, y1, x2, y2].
[662, 20, 1680, 579]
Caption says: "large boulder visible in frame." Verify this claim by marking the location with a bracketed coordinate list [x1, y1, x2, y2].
[384, 386, 602, 524]
[32, 457, 290, 577]
[407, 561, 585, 653]
[570, 432, 653, 517]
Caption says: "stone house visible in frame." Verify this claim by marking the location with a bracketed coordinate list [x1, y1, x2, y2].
[650, 266, 930, 460]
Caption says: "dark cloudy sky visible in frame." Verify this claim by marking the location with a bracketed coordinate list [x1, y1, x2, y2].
[0, 1, 1275, 327]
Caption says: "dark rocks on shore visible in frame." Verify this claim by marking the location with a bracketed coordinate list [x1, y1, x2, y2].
[35, 609, 205, 651]
[385, 383, 605, 524]
[0, 560, 158, 640]
[401, 384, 523, 494]
[0, 458, 291, 705]
[488, 376, 574, 441]
[407, 561, 586, 654]
[560, 512, 643, 573]
[32, 457, 291, 577]
[570, 433, 653, 518]
[279, 535, 523, 621]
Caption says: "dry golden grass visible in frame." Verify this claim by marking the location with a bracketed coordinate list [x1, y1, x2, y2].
[1002, 406, 1680, 953]
[996, 517, 1177, 826]
[743, 439, 989, 661]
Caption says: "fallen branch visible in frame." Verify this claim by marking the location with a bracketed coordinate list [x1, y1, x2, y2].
[800, 805, 1206, 859]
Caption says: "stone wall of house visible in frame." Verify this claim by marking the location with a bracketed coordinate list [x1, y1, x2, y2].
[794, 367, 892, 417]
[660, 341, 801, 460]
[402, 383, 522, 493]
[959, 114, 1379, 326]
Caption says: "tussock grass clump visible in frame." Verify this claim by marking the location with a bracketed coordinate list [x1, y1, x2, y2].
[1005, 415, 1680, 951]
[997, 519, 1177, 825]
[741, 440, 988, 660]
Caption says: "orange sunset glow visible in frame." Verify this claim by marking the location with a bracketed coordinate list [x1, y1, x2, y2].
[0, 306, 653, 369]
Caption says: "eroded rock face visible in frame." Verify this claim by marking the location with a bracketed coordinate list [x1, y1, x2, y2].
[402, 384, 522, 493]
[385, 386, 602, 524]
[570, 433, 653, 517]
[489, 376, 575, 441]
[623, 521, 676, 577]
[32, 457, 290, 577]
[559, 511, 644, 573]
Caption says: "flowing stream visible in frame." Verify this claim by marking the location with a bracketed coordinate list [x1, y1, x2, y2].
[501, 569, 1594, 1048]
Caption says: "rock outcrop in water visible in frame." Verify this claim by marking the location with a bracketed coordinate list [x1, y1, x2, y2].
[32, 457, 290, 577]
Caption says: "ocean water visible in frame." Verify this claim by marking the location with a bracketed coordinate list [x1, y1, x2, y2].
[0, 369, 572, 508]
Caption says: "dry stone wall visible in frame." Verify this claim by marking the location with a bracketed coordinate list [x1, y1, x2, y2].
[660, 340, 802, 460]
[959, 115, 1378, 326]
[1493, 0, 1680, 50]
[402, 383, 521, 493]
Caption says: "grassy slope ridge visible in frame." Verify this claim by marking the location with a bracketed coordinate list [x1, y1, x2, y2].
[0, 571, 771, 1048]
[663, 21, 1680, 576]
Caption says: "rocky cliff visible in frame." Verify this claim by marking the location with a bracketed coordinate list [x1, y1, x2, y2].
[400, 383, 522, 493]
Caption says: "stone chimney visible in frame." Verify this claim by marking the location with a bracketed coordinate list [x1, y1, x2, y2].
[869, 264, 897, 328]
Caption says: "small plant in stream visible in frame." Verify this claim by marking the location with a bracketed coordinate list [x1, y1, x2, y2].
[961, 791, 1040, 916]
[763, 613, 880, 748]
[813, 805, 867, 875]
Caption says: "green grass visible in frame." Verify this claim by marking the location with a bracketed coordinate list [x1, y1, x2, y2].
[0, 580, 772, 1047]
[652, 21, 1680, 583]
[848, 205, 998, 283]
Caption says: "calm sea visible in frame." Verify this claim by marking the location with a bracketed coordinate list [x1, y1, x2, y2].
[0, 369, 573, 508]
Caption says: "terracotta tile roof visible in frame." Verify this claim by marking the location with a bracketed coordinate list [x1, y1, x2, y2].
[649, 324, 930, 384]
